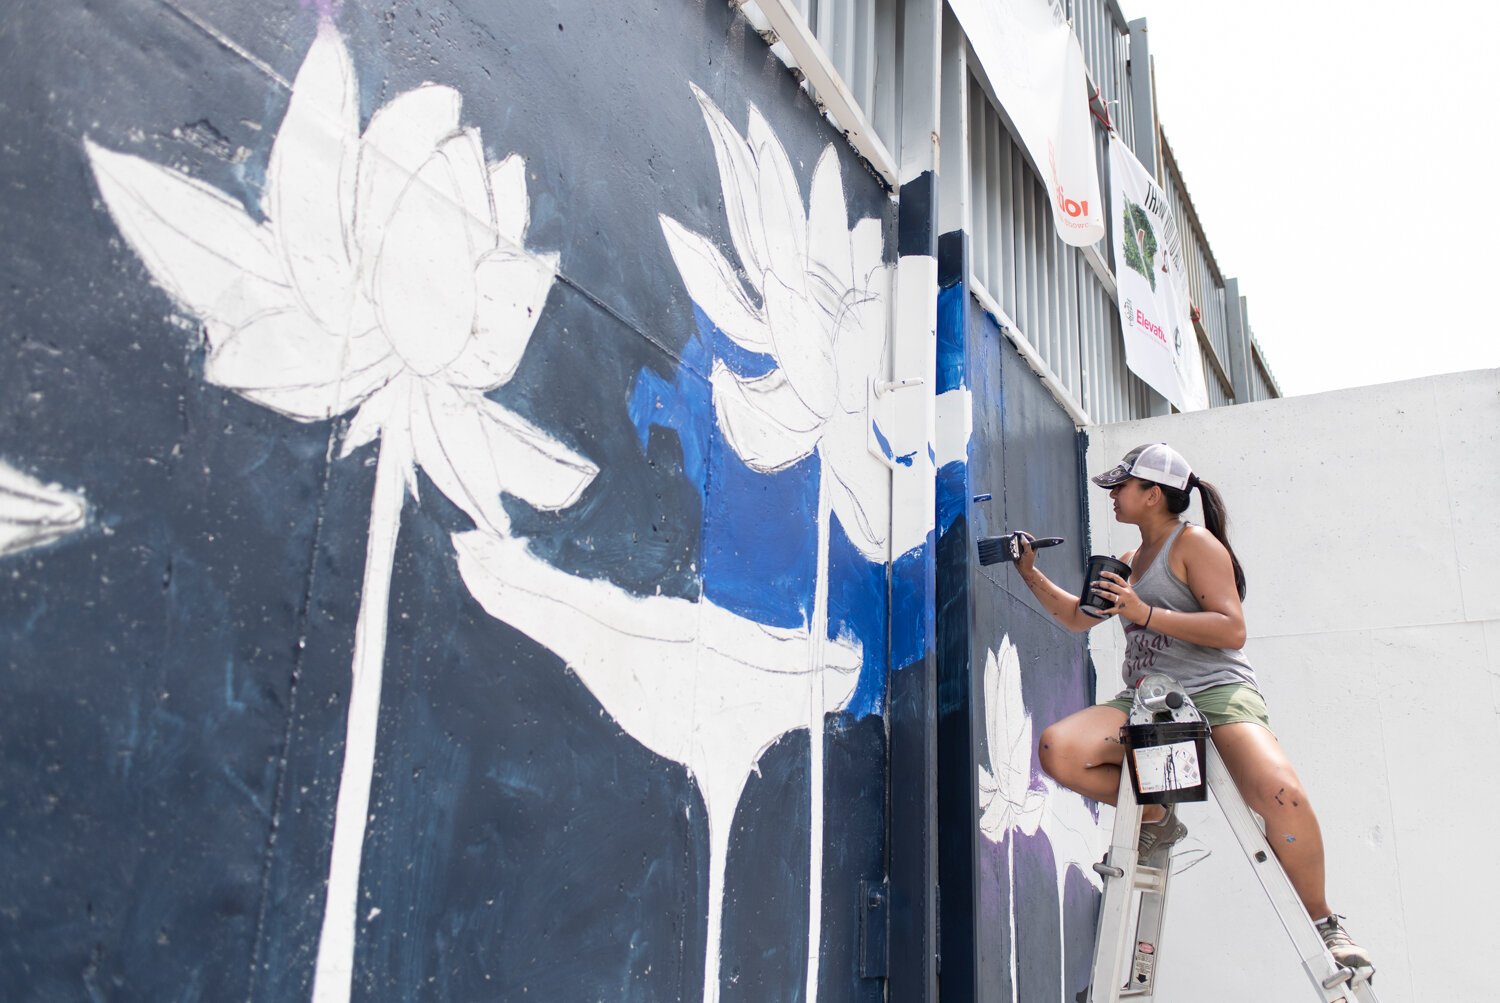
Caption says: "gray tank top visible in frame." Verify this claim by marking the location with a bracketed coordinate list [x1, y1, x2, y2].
[1120, 522, 1260, 693]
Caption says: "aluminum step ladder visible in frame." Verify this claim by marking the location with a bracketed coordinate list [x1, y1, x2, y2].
[1080, 675, 1380, 1003]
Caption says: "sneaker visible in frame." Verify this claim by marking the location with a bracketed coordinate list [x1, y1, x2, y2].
[1137, 806, 1188, 859]
[1315, 915, 1373, 970]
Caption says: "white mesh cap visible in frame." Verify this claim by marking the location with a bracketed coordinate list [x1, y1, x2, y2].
[1091, 443, 1193, 491]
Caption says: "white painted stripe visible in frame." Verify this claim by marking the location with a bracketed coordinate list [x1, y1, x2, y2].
[934, 388, 972, 468]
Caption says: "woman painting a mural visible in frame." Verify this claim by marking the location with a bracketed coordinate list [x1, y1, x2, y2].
[1011, 442, 1373, 972]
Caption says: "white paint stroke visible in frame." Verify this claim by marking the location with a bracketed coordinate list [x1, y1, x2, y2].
[85, 21, 595, 1003]
[934, 388, 973, 468]
[451, 529, 862, 1003]
[659, 83, 909, 1003]
[0, 461, 88, 558]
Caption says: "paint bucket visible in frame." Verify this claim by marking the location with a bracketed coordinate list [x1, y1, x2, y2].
[1122, 720, 1210, 804]
[1079, 555, 1132, 619]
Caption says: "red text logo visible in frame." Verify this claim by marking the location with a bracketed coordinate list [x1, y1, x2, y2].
[1135, 309, 1167, 344]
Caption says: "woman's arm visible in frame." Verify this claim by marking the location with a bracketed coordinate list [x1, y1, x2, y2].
[1014, 533, 1112, 633]
[1092, 527, 1246, 649]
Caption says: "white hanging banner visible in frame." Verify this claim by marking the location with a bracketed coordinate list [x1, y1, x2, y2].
[949, 0, 1104, 247]
[1108, 137, 1209, 412]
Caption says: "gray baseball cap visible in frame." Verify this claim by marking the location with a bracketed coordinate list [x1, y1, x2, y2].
[1091, 443, 1193, 490]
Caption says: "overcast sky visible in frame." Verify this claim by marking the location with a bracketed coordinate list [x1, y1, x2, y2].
[1120, 0, 1500, 397]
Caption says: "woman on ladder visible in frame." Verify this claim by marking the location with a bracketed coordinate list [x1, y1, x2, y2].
[1013, 442, 1372, 971]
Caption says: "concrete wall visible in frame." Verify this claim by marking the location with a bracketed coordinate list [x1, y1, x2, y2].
[1085, 368, 1500, 1002]
[0, 2, 922, 1000]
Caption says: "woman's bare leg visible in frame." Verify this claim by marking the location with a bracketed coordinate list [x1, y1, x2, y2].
[1038, 705, 1132, 806]
[1211, 722, 1332, 919]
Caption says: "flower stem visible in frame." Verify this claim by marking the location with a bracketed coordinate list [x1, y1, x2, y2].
[311, 438, 405, 1003]
[804, 465, 832, 1003]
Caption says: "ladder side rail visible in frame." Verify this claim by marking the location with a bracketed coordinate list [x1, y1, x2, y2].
[1086, 770, 1146, 1003]
[1203, 744, 1371, 1002]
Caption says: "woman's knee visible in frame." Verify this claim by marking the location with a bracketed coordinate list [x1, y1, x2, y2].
[1037, 720, 1114, 780]
[1037, 724, 1068, 778]
[1245, 771, 1309, 817]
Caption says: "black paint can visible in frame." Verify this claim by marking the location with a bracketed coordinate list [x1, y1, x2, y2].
[1079, 555, 1131, 618]
[1122, 721, 1210, 804]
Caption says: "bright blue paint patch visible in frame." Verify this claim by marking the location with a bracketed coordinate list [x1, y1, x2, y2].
[700, 435, 817, 629]
[890, 532, 934, 670]
[632, 303, 908, 710]
[627, 306, 782, 508]
[628, 336, 710, 506]
[936, 282, 967, 394]
[927, 443, 936, 464]
[826, 516, 888, 719]
[936, 459, 968, 536]
[895, 451, 916, 467]
[872, 421, 894, 460]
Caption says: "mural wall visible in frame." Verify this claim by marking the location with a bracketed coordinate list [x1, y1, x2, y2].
[934, 235, 1103, 1002]
[0, 1, 923, 1000]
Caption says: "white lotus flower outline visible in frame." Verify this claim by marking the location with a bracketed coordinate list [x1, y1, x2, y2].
[977, 635, 1103, 996]
[84, 22, 595, 1003]
[659, 83, 892, 560]
[658, 84, 894, 1003]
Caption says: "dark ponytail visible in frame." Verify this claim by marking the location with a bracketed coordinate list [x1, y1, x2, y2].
[1158, 475, 1246, 599]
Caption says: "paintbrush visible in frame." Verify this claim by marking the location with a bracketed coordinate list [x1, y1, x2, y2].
[976, 532, 1065, 566]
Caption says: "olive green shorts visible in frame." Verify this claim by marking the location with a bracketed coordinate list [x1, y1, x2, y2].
[1103, 682, 1273, 732]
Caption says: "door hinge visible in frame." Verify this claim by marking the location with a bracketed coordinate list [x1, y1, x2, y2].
[859, 878, 889, 979]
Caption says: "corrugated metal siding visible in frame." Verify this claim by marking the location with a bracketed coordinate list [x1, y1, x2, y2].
[787, 0, 900, 153]
[1072, 0, 1134, 149]
[1250, 337, 1280, 400]
[1158, 139, 1236, 402]
[969, 74, 1152, 424]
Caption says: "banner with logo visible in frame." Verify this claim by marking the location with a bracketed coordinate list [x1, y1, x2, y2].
[949, 0, 1104, 247]
[1108, 137, 1209, 412]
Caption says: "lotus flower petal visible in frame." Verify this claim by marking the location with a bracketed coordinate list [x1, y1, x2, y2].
[86, 142, 286, 325]
[747, 106, 808, 291]
[372, 150, 478, 376]
[819, 412, 889, 559]
[659, 215, 771, 354]
[834, 284, 888, 413]
[849, 217, 884, 288]
[763, 274, 837, 419]
[690, 84, 768, 292]
[409, 381, 597, 534]
[355, 83, 462, 278]
[434, 128, 498, 259]
[709, 361, 822, 473]
[451, 528, 863, 771]
[338, 379, 403, 458]
[806, 147, 853, 308]
[265, 20, 358, 332]
[445, 247, 558, 391]
[488, 154, 530, 249]
[0, 461, 88, 559]
[204, 307, 398, 420]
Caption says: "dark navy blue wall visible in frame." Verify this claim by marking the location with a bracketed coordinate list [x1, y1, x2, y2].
[0, 2, 892, 1000]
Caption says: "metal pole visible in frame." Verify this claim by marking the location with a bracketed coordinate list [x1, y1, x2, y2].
[888, 0, 943, 1000]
